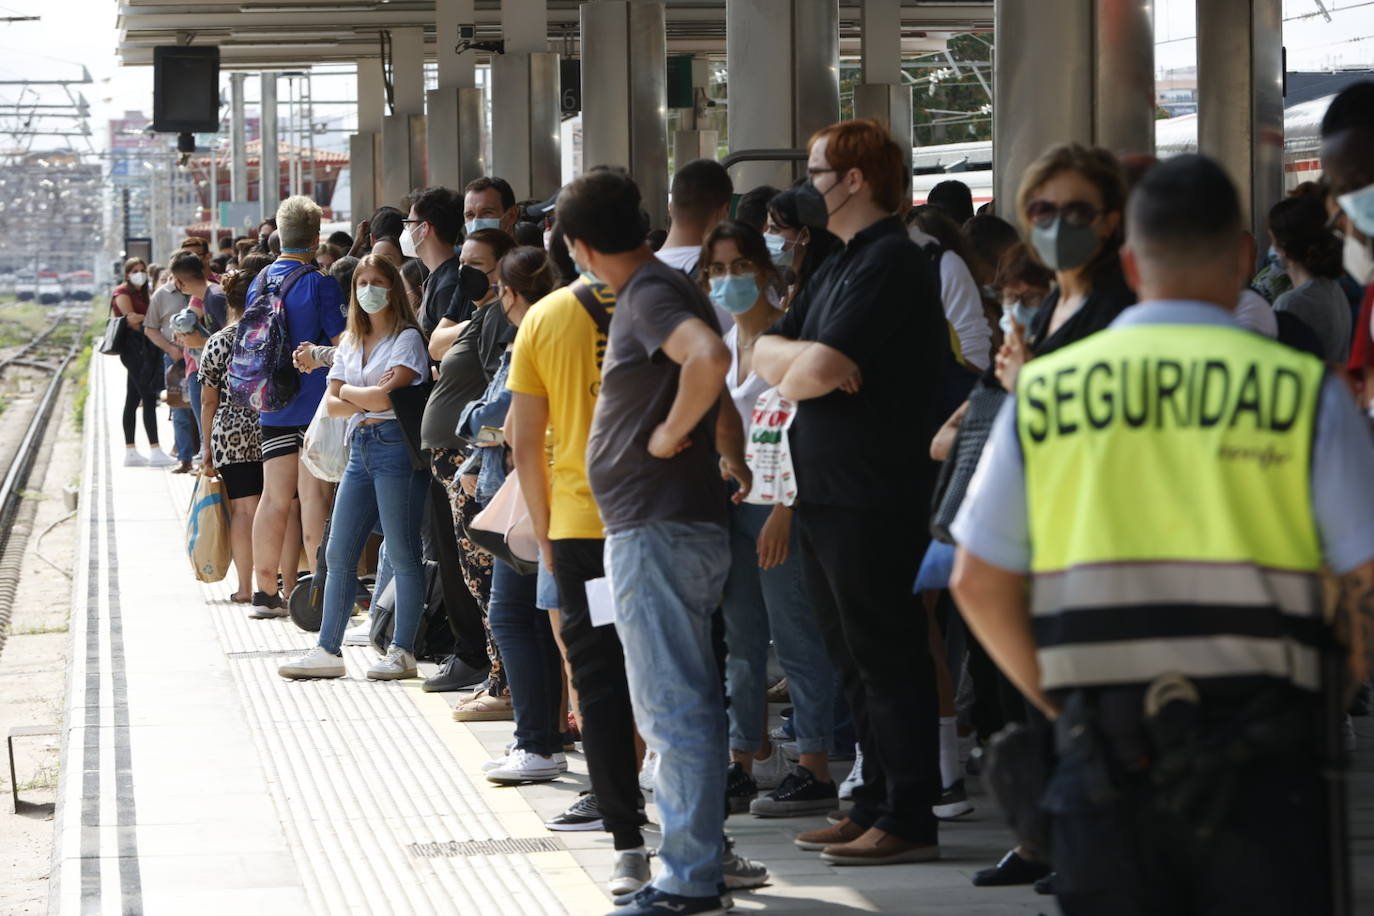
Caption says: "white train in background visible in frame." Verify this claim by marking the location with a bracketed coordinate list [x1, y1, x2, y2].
[910, 93, 1334, 209]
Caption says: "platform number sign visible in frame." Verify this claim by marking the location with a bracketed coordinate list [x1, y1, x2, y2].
[561, 60, 582, 115]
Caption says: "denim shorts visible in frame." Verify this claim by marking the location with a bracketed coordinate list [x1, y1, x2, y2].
[535, 553, 560, 611]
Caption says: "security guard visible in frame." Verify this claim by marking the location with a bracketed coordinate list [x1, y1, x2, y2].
[950, 153, 1374, 915]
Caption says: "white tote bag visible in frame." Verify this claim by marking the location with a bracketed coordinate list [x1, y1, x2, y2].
[743, 388, 798, 506]
[301, 396, 350, 482]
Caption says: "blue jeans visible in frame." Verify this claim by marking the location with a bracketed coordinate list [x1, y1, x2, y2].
[488, 559, 563, 756]
[722, 503, 834, 755]
[163, 353, 195, 460]
[606, 520, 730, 898]
[318, 421, 428, 655]
[186, 368, 203, 443]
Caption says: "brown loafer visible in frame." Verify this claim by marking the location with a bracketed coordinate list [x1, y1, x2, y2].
[794, 816, 865, 851]
[820, 827, 940, 866]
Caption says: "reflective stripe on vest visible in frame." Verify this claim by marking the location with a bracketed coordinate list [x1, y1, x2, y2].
[1016, 323, 1326, 692]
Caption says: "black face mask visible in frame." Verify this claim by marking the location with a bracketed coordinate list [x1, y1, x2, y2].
[793, 182, 831, 230]
[458, 263, 490, 302]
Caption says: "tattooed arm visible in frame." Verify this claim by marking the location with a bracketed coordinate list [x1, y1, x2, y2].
[1334, 560, 1374, 701]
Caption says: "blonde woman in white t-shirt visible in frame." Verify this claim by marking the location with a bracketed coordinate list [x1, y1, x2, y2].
[279, 254, 432, 682]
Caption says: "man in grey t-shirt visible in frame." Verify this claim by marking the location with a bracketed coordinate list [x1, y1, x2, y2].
[143, 274, 194, 466]
[560, 169, 755, 913]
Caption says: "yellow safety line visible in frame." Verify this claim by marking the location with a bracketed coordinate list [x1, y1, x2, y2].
[406, 681, 611, 916]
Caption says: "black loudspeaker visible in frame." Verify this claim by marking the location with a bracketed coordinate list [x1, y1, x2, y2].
[152, 46, 219, 133]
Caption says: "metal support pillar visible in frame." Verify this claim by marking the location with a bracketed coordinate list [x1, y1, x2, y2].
[260, 72, 279, 219]
[1196, 0, 1283, 241]
[381, 28, 426, 208]
[993, 0, 1153, 219]
[492, 0, 557, 200]
[229, 73, 247, 202]
[581, 0, 669, 228]
[855, 0, 911, 156]
[351, 59, 384, 223]
[726, 0, 839, 191]
[428, 0, 484, 191]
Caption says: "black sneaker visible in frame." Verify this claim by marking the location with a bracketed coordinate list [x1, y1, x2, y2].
[933, 778, 974, 820]
[748, 765, 838, 817]
[726, 761, 758, 814]
[422, 655, 490, 693]
[247, 590, 287, 619]
[545, 791, 604, 832]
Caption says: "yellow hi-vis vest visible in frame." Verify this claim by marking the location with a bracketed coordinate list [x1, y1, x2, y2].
[1016, 322, 1327, 694]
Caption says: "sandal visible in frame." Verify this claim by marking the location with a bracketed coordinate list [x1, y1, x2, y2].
[452, 688, 515, 722]
[230, 592, 253, 604]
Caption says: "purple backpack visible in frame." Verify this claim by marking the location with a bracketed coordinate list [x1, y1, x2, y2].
[227, 262, 315, 412]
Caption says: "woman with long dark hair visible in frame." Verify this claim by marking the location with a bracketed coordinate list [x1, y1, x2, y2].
[111, 256, 172, 467]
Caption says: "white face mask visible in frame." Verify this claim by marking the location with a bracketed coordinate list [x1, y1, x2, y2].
[128, 271, 147, 287]
[1344, 232, 1374, 285]
[400, 223, 424, 258]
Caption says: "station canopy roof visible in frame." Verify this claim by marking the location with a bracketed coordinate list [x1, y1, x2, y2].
[117, 1, 993, 68]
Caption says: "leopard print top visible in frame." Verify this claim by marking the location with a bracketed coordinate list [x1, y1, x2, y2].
[198, 326, 262, 467]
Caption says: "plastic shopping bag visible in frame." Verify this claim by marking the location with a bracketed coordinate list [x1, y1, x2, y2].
[186, 472, 231, 583]
[743, 388, 798, 506]
[301, 396, 350, 482]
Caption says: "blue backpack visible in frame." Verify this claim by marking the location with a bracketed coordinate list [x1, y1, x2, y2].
[227, 262, 315, 412]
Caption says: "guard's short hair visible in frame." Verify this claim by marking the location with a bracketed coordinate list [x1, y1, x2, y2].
[411, 186, 464, 246]
[369, 206, 405, 244]
[928, 180, 974, 225]
[1126, 153, 1240, 262]
[1321, 81, 1374, 137]
[464, 176, 516, 212]
[276, 195, 323, 250]
[556, 168, 646, 255]
[809, 119, 908, 213]
[169, 250, 205, 280]
[328, 230, 353, 250]
[669, 159, 733, 223]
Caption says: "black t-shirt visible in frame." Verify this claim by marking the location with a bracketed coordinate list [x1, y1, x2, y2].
[587, 258, 727, 534]
[766, 215, 949, 510]
[420, 301, 511, 450]
[421, 255, 462, 334]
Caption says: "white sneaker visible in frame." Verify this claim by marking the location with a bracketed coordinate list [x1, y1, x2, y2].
[481, 741, 519, 771]
[751, 743, 791, 790]
[123, 449, 148, 467]
[838, 743, 864, 801]
[342, 618, 372, 647]
[146, 447, 176, 468]
[367, 645, 418, 680]
[608, 848, 651, 896]
[638, 750, 659, 793]
[279, 646, 345, 679]
[485, 748, 565, 785]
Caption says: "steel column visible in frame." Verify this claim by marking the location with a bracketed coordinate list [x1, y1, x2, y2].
[1196, 0, 1284, 240]
[229, 72, 247, 202]
[260, 72, 280, 218]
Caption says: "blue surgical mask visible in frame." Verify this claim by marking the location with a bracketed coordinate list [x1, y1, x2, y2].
[465, 218, 501, 235]
[999, 299, 1041, 336]
[571, 244, 603, 287]
[763, 233, 793, 269]
[1339, 183, 1374, 237]
[356, 284, 389, 314]
[709, 274, 760, 315]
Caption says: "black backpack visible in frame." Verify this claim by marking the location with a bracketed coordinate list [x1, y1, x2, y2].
[369, 559, 455, 662]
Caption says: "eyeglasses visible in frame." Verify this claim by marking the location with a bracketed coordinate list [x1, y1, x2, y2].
[1025, 199, 1101, 229]
[706, 259, 759, 279]
[401, 218, 425, 226]
[806, 167, 838, 181]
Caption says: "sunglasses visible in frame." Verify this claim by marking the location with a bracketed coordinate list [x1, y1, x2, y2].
[1026, 199, 1100, 229]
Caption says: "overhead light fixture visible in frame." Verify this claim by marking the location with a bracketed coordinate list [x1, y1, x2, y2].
[238, 3, 376, 12]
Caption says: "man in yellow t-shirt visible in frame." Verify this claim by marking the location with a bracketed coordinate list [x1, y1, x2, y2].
[507, 276, 650, 895]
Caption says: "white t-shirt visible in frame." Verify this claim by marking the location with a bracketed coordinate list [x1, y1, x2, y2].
[908, 227, 992, 371]
[656, 244, 735, 333]
[724, 325, 772, 434]
[327, 327, 429, 439]
[1233, 288, 1278, 338]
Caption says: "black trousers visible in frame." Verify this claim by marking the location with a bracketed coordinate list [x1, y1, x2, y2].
[797, 502, 940, 845]
[426, 477, 489, 670]
[552, 537, 643, 850]
[1051, 745, 1330, 915]
[123, 370, 159, 446]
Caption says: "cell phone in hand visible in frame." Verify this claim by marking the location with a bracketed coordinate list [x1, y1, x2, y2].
[476, 425, 505, 445]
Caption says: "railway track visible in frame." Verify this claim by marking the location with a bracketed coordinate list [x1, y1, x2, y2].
[0, 306, 88, 654]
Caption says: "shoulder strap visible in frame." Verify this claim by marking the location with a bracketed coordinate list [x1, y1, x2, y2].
[570, 280, 612, 336]
[275, 262, 318, 301]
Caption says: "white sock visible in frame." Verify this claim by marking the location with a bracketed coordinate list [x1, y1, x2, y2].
[938, 717, 959, 789]
[620, 846, 647, 857]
